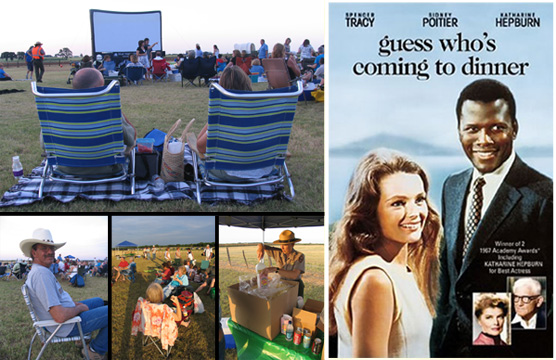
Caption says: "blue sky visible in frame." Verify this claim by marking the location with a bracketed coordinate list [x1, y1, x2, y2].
[111, 216, 215, 247]
[329, 2, 553, 149]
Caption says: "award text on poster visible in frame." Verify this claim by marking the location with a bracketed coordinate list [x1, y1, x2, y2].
[353, 32, 530, 81]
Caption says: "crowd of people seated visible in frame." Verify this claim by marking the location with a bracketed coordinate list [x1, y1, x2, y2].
[67, 38, 323, 88]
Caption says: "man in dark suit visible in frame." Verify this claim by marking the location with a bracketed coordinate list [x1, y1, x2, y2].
[511, 277, 547, 330]
[431, 79, 552, 357]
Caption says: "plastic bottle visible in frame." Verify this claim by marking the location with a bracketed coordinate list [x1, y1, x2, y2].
[12, 156, 23, 180]
[285, 320, 294, 341]
[255, 259, 268, 289]
[151, 174, 165, 195]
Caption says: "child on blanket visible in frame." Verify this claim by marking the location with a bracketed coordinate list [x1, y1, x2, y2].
[163, 266, 188, 300]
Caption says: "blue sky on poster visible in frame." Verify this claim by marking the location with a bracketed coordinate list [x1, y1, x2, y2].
[111, 216, 215, 247]
[329, 2, 553, 149]
[2, 0, 324, 56]
[0, 216, 108, 260]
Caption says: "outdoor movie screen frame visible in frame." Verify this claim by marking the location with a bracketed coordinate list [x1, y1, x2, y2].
[90, 9, 162, 54]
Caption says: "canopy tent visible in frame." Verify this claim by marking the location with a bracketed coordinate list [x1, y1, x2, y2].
[219, 216, 323, 230]
[219, 215, 324, 245]
[65, 255, 75, 259]
[117, 240, 138, 247]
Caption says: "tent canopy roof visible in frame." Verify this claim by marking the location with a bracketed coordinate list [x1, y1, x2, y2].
[219, 216, 323, 230]
[116, 240, 137, 247]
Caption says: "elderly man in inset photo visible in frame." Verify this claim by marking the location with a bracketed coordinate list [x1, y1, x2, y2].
[511, 277, 546, 330]
[20, 228, 108, 360]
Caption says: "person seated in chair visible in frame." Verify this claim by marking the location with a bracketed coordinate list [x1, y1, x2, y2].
[194, 267, 215, 296]
[39, 68, 136, 176]
[154, 262, 173, 286]
[163, 265, 189, 300]
[152, 51, 171, 78]
[195, 65, 252, 154]
[113, 257, 131, 282]
[20, 228, 108, 360]
[249, 59, 265, 76]
[0, 63, 13, 81]
[270, 43, 300, 81]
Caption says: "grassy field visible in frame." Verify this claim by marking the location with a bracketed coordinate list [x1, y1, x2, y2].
[0, 273, 108, 360]
[219, 244, 324, 360]
[0, 64, 324, 212]
[111, 248, 215, 359]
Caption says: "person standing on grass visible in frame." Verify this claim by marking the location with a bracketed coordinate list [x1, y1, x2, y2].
[32, 41, 45, 82]
[152, 245, 157, 261]
[165, 247, 171, 262]
[20, 228, 108, 360]
[25, 46, 34, 80]
[175, 246, 182, 266]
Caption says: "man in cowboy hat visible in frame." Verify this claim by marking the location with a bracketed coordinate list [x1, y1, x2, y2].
[31, 41, 45, 82]
[256, 230, 306, 297]
[20, 228, 108, 360]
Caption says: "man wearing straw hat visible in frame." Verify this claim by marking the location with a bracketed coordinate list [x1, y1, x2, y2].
[20, 228, 108, 360]
[256, 230, 306, 297]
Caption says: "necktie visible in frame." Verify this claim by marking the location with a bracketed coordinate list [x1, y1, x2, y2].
[463, 177, 486, 256]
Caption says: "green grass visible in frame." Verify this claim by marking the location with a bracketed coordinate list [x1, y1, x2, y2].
[111, 249, 215, 359]
[0, 274, 108, 360]
[0, 65, 323, 212]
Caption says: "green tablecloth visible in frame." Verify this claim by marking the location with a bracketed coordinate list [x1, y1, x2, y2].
[228, 319, 322, 360]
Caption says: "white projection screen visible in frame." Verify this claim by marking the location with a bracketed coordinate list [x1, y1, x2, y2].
[90, 9, 162, 54]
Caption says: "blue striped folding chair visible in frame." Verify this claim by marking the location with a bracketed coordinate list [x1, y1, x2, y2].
[31, 80, 135, 199]
[188, 81, 303, 204]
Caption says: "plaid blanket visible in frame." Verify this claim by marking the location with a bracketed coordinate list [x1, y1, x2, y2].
[0, 145, 288, 207]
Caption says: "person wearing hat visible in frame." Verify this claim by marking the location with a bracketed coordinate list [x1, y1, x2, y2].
[32, 41, 45, 82]
[256, 230, 306, 297]
[20, 228, 108, 360]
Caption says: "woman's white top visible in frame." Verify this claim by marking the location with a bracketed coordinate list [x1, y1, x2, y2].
[334, 255, 432, 358]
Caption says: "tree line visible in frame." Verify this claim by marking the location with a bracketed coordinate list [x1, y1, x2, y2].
[1, 48, 76, 61]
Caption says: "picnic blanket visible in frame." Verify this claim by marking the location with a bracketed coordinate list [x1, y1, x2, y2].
[0, 145, 289, 207]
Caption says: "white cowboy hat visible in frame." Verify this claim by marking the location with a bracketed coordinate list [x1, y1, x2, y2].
[272, 230, 302, 245]
[19, 228, 66, 258]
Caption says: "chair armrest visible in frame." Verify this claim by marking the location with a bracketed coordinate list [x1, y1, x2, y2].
[35, 316, 82, 327]
[186, 132, 204, 160]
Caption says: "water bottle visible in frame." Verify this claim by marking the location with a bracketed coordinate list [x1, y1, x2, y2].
[255, 259, 268, 289]
[286, 320, 294, 341]
[151, 174, 165, 195]
[12, 156, 23, 180]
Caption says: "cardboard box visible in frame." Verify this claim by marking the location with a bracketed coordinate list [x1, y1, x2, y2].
[228, 280, 299, 341]
[292, 299, 324, 340]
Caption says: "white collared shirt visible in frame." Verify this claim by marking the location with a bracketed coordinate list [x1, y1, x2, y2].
[512, 312, 538, 329]
[464, 151, 516, 227]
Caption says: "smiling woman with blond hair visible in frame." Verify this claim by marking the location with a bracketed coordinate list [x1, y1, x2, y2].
[329, 148, 441, 358]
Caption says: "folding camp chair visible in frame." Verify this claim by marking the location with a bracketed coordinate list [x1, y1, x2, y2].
[200, 260, 210, 271]
[31, 80, 136, 199]
[187, 81, 303, 204]
[198, 56, 217, 86]
[151, 59, 171, 83]
[21, 283, 91, 360]
[262, 58, 308, 104]
[125, 262, 137, 282]
[180, 58, 200, 87]
[131, 298, 177, 358]
[124, 66, 146, 85]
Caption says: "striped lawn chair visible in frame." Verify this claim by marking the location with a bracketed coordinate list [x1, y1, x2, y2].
[31, 80, 135, 199]
[188, 81, 303, 204]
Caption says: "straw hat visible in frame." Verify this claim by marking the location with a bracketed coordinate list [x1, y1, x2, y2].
[19, 228, 66, 258]
[272, 230, 302, 245]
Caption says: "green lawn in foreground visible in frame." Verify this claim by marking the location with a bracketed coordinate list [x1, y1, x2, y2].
[0, 274, 108, 360]
[0, 64, 324, 212]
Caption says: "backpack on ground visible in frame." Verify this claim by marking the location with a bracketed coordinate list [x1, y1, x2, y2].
[70, 274, 85, 287]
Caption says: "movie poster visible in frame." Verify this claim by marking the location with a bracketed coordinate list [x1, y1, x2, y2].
[328, 2, 552, 358]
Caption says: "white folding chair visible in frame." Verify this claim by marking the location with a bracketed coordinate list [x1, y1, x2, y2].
[21, 283, 91, 360]
[131, 298, 176, 358]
